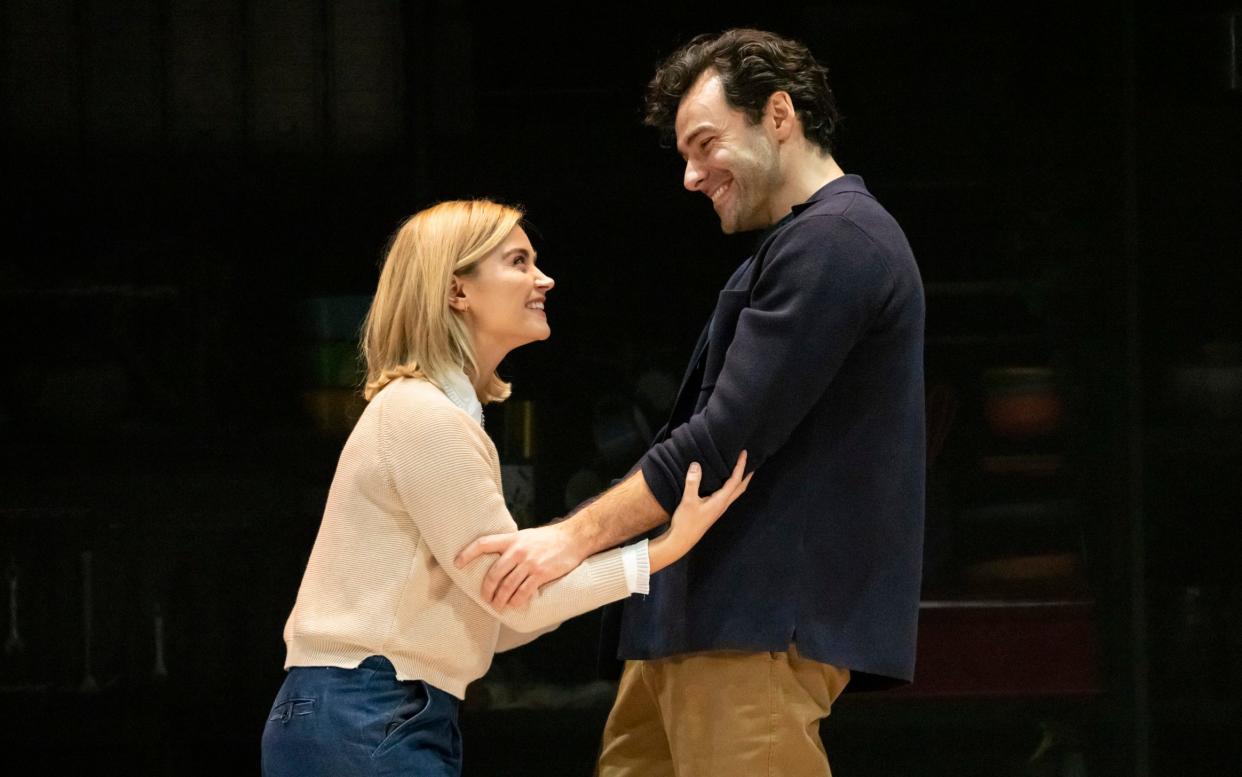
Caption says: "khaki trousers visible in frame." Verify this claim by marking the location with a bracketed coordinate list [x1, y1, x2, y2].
[595, 646, 850, 777]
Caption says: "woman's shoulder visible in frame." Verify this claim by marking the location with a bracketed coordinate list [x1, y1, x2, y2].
[374, 377, 477, 435]
[373, 378, 495, 469]
[379, 375, 440, 401]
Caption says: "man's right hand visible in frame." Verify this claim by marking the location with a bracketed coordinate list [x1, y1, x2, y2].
[454, 521, 587, 610]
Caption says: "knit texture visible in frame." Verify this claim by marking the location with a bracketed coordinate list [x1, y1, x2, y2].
[283, 377, 631, 698]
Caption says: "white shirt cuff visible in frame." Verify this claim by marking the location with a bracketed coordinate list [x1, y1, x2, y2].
[620, 539, 651, 596]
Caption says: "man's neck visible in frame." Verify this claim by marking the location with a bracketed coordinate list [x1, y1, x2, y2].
[768, 150, 845, 224]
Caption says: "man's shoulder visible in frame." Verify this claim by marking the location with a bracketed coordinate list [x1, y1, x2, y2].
[771, 203, 890, 257]
[760, 186, 917, 295]
[790, 188, 909, 258]
[801, 187, 890, 228]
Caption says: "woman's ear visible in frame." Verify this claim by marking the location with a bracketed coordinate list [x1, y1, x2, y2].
[448, 276, 469, 311]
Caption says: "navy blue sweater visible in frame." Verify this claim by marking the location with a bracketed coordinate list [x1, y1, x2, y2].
[620, 174, 926, 688]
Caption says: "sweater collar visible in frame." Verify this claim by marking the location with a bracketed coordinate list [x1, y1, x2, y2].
[791, 173, 871, 215]
[754, 174, 871, 251]
[439, 368, 484, 426]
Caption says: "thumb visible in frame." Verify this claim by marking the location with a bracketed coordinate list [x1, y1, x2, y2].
[681, 462, 702, 502]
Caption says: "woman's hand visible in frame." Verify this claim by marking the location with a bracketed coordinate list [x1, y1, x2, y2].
[649, 451, 753, 573]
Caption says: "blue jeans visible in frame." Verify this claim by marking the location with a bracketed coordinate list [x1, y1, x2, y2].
[261, 655, 462, 777]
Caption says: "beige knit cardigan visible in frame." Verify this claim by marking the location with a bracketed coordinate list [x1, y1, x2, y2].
[282, 376, 633, 698]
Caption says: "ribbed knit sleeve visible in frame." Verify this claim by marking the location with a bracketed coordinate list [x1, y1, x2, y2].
[379, 396, 632, 634]
[495, 622, 561, 653]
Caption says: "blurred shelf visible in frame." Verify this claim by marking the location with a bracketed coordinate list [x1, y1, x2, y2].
[0, 422, 349, 459]
[0, 284, 179, 301]
[0, 682, 55, 695]
[925, 280, 1027, 296]
[1152, 697, 1242, 732]
[920, 596, 1093, 610]
[1144, 422, 1242, 444]
[926, 333, 1044, 347]
[869, 178, 991, 191]
[835, 691, 1108, 721]
[0, 502, 324, 535]
[894, 595, 1101, 699]
[0, 506, 95, 522]
[478, 87, 624, 98]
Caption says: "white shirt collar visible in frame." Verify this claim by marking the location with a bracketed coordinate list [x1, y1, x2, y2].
[439, 368, 484, 426]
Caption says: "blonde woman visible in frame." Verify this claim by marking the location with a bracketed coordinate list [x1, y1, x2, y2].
[260, 200, 751, 777]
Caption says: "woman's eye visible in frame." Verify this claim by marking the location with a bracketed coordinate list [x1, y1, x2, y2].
[513, 255, 527, 266]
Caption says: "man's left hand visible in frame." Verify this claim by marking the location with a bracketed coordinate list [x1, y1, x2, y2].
[455, 522, 586, 609]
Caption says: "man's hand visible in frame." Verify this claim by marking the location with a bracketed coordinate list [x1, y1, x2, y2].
[454, 521, 587, 610]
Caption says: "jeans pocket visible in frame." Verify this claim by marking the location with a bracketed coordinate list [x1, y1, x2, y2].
[268, 697, 316, 724]
[371, 680, 432, 757]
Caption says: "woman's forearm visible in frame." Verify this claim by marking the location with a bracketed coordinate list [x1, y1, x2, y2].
[647, 527, 691, 574]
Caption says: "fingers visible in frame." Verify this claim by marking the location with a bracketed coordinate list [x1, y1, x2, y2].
[481, 549, 522, 602]
[680, 462, 703, 503]
[456, 534, 516, 568]
[512, 576, 540, 609]
[681, 451, 747, 505]
[726, 450, 748, 487]
[725, 472, 755, 505]
[713, 450, 749, 498]
[705, 452, 752, 511]
[491, 561, 532, 609]
[739, 471, 754, 494]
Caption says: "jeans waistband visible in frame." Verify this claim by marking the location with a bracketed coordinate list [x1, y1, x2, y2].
[358, 654, 398, 673]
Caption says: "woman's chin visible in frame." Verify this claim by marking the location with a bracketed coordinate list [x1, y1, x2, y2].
[510, 328, 551, 349]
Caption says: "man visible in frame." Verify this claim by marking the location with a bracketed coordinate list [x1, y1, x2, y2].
[457, 28, 925, 776]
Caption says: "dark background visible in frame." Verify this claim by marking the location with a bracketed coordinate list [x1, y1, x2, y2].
[1, 1, 1240, 775]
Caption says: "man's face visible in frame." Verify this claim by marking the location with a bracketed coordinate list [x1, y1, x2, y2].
[675, 71, 782, 234]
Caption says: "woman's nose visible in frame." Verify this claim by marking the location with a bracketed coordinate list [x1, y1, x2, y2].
[535, 269, 554, 290]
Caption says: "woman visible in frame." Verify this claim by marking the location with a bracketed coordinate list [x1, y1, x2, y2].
[261, 200, 750, 777]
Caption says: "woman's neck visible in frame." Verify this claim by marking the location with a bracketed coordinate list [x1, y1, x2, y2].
[470, 338, 507, 400]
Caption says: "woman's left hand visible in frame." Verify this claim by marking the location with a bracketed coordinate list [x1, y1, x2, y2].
[649, 451, 752, 573]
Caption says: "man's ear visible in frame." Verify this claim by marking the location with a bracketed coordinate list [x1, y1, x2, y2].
[448, 276, 469, 311]
[767, 90, 797, 141]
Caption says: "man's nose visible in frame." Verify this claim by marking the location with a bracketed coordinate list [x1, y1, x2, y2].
[684, 159, 705, 192]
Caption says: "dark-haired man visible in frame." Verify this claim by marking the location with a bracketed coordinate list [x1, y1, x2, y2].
[457, 28, 925, 776]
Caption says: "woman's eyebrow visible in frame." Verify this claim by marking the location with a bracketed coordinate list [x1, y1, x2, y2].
[503, 247, 538, 263]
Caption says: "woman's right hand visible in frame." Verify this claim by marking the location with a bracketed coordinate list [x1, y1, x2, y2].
[648, 451, 753, 573]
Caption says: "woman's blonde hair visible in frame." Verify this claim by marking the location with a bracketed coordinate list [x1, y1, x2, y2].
[361, 199, 523, 402]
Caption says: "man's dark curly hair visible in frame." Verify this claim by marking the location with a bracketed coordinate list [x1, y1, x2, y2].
[644, 28, 841, 154]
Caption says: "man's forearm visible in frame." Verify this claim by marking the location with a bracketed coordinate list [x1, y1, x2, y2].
[563, 468, 669, 557]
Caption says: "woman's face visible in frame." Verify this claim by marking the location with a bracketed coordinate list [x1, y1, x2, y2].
[453, 226, 554, 355]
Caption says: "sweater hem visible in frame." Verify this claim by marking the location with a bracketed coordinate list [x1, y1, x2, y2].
[285, 642, 474, 699]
